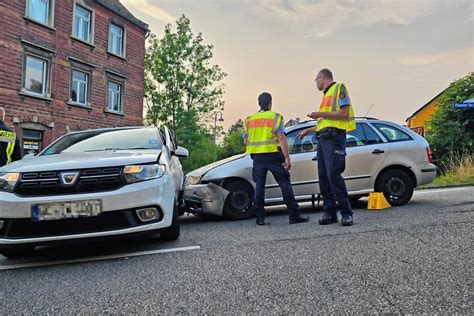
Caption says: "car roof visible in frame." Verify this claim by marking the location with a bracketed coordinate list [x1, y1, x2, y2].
[284, 118, 408, 133]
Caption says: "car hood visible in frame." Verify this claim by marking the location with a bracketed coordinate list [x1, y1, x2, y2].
[187, 153, 247, 177]
[0, 150, 162, 173]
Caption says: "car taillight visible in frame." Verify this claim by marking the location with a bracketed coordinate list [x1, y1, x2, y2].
[426, 146, 433, 163]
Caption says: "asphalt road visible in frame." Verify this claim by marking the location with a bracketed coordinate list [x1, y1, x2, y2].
[1, 186, 473, 314]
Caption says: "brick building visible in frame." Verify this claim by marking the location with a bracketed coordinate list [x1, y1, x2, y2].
[0, 0, 149, 155]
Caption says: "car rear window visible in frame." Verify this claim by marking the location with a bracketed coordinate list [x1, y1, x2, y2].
[41, 128, 163, 155]
[371, 123, 412, 142]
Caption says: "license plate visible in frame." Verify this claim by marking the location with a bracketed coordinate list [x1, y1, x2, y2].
[31, 199, 102, 221]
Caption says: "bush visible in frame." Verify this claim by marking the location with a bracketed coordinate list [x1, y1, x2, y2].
[425, 73, 474, 172]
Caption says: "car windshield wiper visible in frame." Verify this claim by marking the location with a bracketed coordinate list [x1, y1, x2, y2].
[84, 147, 156, 152]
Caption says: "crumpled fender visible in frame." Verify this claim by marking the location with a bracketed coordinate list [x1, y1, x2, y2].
[183, 183, 230, 216]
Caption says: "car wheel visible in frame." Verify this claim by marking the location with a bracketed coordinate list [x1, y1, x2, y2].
[375, 169, 414, 206]
[223, 180, 255, 220]
[0, 246, 35, 259]
[160, 205, 180, 241]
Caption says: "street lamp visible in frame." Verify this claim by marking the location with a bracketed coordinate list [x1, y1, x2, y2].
[213, 111, 224, 162]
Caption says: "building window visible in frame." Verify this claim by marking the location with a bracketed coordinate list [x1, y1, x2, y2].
[22, 129, 43, 155]
[70, 69, 90, 106]
[109, 23, 124, 56]
[24, 55, 48, 96]
[26, 0, 52, 26]
[107, 81, 123, 113]
[73, 4, 92, 42]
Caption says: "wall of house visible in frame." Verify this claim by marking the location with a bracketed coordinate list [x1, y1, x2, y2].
[0, 0, 146, 154]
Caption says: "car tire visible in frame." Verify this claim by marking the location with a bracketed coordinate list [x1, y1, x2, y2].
[0, 246, 35, 259]
[223, 180, 255, 220]
[160, 206, 180, 241]
[375, 169, 414, 206]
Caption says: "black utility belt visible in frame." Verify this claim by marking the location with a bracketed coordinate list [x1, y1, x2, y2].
[317, 127, 346, 138]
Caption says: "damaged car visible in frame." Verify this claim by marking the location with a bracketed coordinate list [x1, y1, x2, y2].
[0, 126, 188, 258]
[183, 118, 437, 220]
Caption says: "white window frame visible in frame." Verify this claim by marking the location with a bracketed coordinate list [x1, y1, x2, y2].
[107, 80, 123, 113]
[70, 69, 90, 106]
[108, 22, 125, 57]
[72, 2, 94, 44]
[25, 0, 55, 27]
[23, 55, 49, 97]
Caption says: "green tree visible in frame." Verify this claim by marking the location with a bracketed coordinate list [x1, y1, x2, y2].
[221, 119, 245, 158]
[143, 15, 227, 171]
[425, 73, 474, 171]
[144, 15, 226, 130]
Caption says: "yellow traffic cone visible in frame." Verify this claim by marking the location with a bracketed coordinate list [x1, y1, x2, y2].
[367, 192, 391, 210]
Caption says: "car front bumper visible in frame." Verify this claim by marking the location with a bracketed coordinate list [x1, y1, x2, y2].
[182, 183, 229, 216]
[0, 177, 175, 245]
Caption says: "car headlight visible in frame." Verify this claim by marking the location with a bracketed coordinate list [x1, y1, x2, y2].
[185, 175, 202, 185]
[123, 164, 166, 184]
[0, 172, 20, 192]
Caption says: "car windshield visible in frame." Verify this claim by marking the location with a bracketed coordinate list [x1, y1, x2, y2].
[41, 128, 163, 155]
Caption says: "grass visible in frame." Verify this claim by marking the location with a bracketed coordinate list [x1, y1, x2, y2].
[423, 152, 474, 187]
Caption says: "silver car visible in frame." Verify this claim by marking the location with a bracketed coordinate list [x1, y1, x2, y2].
[0, 126, 188, 258]
[183, 118, 437, 220]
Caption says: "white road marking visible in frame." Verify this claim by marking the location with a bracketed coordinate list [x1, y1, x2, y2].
[414, 187, 473, 195]
[0, 245, 201, 271]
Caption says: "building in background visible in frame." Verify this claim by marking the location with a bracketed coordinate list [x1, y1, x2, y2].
[0, 0, 149, 154]
[406, 88, 448, 136]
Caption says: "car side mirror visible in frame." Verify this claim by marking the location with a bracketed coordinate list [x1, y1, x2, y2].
[174, 146, 188, 158]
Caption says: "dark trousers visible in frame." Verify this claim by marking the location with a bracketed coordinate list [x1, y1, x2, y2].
[252, 153, 299, 219]
[317, 129, 353, 217]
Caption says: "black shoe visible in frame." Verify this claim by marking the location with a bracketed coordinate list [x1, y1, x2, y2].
[289, 215, 310, 224]
[341, 215, 353, 226]
[256, 217, 265, 225]
[318, 213, 338, 225]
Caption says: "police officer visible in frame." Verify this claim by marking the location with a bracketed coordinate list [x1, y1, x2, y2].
[0, 107, 22, 167]
[298, 69, 355, 226]
[244, 92, 309, 225]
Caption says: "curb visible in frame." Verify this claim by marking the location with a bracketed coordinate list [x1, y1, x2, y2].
[416, 183, 474, 191]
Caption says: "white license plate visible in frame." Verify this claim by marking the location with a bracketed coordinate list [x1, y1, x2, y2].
[31, 199, 102, 221]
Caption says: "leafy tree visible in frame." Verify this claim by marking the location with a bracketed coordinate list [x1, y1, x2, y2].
[179, 128, 216, 172]
[425, 73, 474, 171]
[144, 15, 226, 131]
[143, 15, 227, 171]
[221, 119, 245, 158]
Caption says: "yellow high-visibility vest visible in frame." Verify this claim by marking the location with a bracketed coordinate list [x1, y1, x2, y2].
[316, 83, 356, 132]
[0, 130, 17, 164]
[245, 111, 283, 154]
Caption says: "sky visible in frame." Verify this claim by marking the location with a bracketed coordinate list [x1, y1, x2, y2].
[121, 0, 474, 130]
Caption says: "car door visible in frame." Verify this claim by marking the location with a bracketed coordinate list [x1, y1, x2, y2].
[265, 126, 319, 199]
[344, 122, 389, 191]
[164, 126, 184, 194]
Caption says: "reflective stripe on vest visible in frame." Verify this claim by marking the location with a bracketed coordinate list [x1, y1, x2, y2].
[316, 83, 356, 132]
[0, 130, 17, 164]
[245, 111, 283, 154]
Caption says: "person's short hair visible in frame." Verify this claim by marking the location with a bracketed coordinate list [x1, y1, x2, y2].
[318, 68, 333, 80]
[0, 107, 5, 121]
[258, 92, 272, 109]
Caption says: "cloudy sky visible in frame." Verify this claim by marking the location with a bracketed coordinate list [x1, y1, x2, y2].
[122, 0, 473, 129]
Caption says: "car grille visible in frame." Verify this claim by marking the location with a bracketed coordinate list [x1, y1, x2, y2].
[15, 167, 125, 196]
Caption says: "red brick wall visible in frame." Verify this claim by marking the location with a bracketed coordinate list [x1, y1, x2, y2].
[0, 0, 147, 151]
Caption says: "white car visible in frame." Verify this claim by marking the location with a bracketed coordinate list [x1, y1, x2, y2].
[0, 126, 188, 258]
[183, 118, 437, 220]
